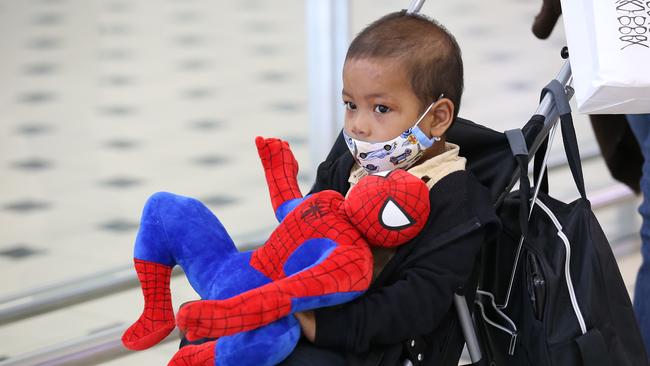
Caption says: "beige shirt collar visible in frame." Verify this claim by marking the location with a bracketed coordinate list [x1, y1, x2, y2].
[348, 142, 466, 190]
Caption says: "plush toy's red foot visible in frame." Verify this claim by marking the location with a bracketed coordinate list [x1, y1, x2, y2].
[168, 341, 216, 366]
[122, 259, 176, 350]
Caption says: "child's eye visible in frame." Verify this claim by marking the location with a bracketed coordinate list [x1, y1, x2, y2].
[344, 101, 357, 111]
[374, 105, 391, 114]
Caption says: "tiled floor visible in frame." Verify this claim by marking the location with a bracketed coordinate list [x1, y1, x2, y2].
[0, 0, 644, 364]
[0, 0, 312, 294]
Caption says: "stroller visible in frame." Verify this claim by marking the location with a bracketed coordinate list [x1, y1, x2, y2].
[432, 60, 647, 365]
[318, 55, 636, 366]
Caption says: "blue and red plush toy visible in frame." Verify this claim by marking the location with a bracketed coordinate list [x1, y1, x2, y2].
[121, 137, 430, 365]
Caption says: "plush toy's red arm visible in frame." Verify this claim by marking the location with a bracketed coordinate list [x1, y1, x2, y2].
[256, 137, 303, 213]
[176, 243, 373, 340]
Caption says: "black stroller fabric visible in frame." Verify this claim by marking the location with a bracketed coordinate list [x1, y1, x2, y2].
[475, 82, 648, 366]
[447, 117, 543, 205]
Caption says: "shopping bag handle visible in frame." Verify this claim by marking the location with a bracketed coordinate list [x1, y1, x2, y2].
[540, 80, 587, 200]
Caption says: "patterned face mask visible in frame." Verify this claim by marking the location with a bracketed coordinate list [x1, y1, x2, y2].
[343, 98, 442, 173]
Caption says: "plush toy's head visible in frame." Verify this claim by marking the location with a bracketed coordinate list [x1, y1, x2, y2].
[343, 169, 430, 247]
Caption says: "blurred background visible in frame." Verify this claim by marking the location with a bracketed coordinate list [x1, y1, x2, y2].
[0, 0, 642, 364]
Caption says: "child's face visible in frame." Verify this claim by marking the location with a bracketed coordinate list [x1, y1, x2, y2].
[342, 58, 425, 143]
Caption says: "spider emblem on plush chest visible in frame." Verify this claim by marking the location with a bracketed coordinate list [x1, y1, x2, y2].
[300, 200, 325, 222]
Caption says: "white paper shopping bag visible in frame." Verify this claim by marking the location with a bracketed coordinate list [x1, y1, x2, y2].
[560, 0, 650, 114]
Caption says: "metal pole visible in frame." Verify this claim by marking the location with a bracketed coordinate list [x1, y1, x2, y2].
[0, 325, 179, 366]
[528, 60, 573, 160]
[454, 294, 482, 363]
[0, 264, 135, 326]
[406, 0, 425, 13]
[306, 0, 349, 173]
[0, 230, 269, 325]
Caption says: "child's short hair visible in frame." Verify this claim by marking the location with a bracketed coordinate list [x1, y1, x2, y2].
[346, 11, 464, 118]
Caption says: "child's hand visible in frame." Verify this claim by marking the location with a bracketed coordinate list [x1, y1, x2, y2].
[294, 311, 316, 343]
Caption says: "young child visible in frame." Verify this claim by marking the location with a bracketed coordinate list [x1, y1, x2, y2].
[278, 11, 499, 366]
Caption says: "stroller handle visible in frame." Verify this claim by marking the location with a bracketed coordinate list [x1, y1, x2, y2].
[529, 60, 573, 159]
[499, 60, 573, 204]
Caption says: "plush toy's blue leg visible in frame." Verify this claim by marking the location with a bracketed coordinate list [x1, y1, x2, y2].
[215, 316, 301, 366]
[133, 191, 270, 298]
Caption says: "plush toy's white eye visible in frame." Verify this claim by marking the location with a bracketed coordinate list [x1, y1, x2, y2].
[380, 198, 414, 229]
[371, 170, 391, 177]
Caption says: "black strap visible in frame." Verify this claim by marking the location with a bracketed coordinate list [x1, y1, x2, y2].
[540, 80, 587, 200]
[505, 129, 530, 238]
[576, 329, 612, 366]
[532, 131, 549, 194]
[505, 129, 528, 157]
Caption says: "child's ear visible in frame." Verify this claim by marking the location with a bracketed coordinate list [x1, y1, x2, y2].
[427, 98, 455, 138]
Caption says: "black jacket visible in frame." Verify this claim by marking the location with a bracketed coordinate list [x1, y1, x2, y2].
[309, 139, 500, 366]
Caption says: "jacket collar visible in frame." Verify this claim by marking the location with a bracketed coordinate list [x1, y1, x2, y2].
[347, 143, 466, 189]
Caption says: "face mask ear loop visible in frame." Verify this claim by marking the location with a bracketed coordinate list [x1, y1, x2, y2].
[414, 94, 445, 143]
[414, 102, 436, 127]
[427, 93, 446, 142]
[414, 93, 445, 127]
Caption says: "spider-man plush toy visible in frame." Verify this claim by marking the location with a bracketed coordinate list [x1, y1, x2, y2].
[121, 137, 430, 365]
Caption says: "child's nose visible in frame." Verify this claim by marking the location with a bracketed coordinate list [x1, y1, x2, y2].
[348, 116, 370, 139]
